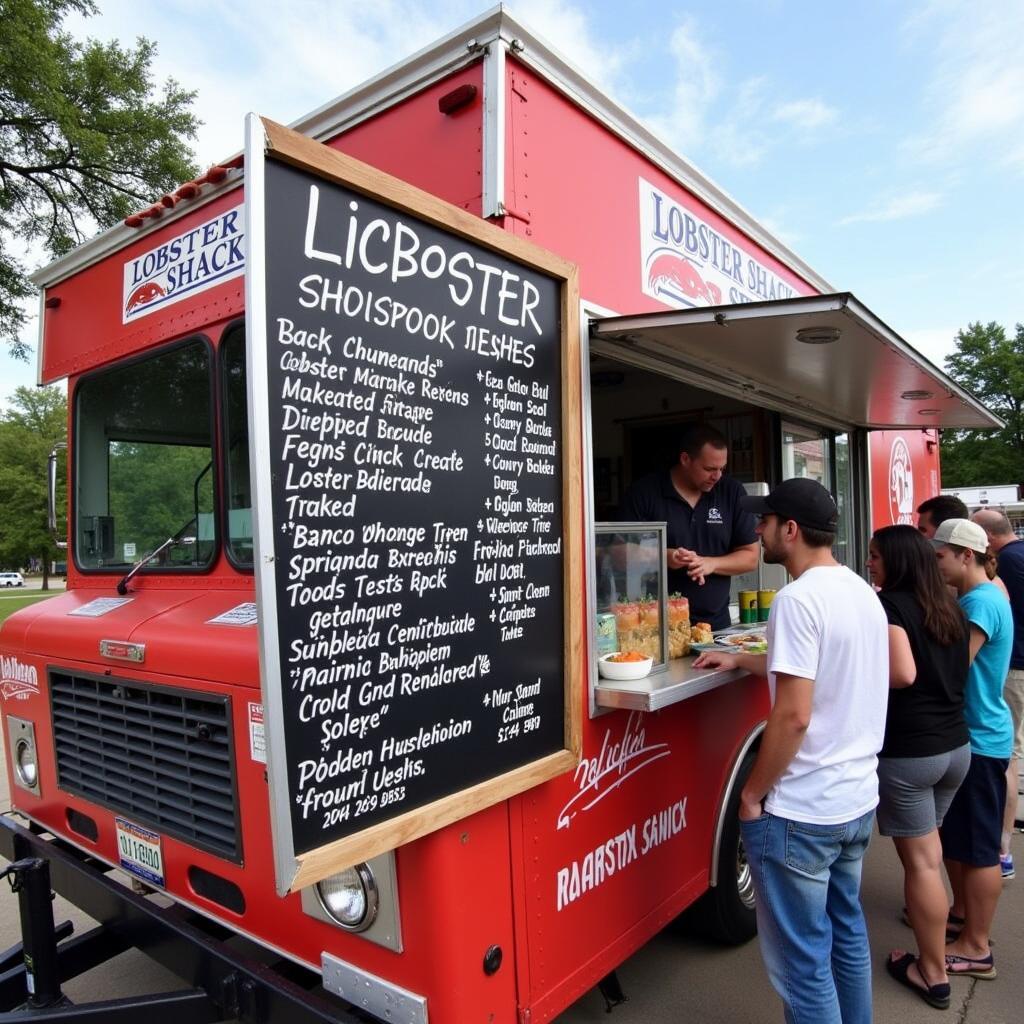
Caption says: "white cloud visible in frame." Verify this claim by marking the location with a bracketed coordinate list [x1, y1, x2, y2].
[62, 1, 642, 168]
[705, 77, 772, 168]
[902, 327, 959, 369]
[514, 0, 634, 95]
[757, 211, 804, 249]
[638, 19, 838, 171]
[772, 99, 837, 131]
[1005, 142, 1024, 171]
[639, 16, 720, 156]
[66, 1, 468, 165]
[902, 1, 1024, 171]
[838, 190, 943, 225]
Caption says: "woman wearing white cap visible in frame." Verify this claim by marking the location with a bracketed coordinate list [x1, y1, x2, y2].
[931, 518, 1014, 982]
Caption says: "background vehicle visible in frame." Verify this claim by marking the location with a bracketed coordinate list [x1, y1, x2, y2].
[0, 573, 24, 588]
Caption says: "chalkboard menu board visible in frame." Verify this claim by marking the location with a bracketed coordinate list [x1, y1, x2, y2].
[245, 117, 581, 892]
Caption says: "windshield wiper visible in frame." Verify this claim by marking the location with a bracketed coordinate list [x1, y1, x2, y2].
[115, 519, 197, 595]
[116, 537, 178, 596]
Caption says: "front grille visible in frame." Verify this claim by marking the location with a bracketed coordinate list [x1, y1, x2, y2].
[50, 671, 240, 861]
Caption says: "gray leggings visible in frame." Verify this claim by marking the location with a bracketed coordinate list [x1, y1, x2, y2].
[876, 743, 972, 838]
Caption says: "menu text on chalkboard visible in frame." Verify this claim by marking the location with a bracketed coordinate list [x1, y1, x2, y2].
[245, 117, 581, 892]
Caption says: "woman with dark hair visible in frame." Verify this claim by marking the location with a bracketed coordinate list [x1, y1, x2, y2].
[867, 525, 971, 1009]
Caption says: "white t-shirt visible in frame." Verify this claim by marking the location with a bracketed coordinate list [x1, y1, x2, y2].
[764, 564, 889, 825]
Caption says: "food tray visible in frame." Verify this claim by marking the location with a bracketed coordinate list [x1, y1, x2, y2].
[689, 624, 767, 654]
[714, 631, 766, 647]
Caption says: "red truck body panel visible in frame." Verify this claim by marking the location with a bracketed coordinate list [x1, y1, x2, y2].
[868, 428, 942, 532]
[4, 24, 946, 1023]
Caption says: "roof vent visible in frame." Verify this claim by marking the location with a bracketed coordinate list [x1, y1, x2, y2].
[795, 326, 840, 345]
[901, 390, 934, 400]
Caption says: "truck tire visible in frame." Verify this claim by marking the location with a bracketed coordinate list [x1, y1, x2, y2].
[690, 749, 758, 944]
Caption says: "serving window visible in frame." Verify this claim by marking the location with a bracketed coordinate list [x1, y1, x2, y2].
[584, 343, 869, 713]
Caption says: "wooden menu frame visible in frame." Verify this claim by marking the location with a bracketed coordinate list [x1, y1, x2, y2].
[244, 115, 582, 894]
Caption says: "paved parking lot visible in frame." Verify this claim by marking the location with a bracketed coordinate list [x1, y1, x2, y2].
[0, 577, 65, 593]
[557, 821, 1023, 1023]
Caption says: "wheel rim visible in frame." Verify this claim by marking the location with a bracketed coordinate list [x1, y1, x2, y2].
[736, 836, 756, 910]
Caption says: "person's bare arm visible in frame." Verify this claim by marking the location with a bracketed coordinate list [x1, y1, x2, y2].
[680, 542, 760, 584]
[691, 650, 768, 676]
[888, 625, 916, 688]
[967, 624, 987, 664]
[739, 672, 813, 819]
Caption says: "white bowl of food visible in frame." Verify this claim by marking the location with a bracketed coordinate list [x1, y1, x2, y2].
[598, 651, 654, 680]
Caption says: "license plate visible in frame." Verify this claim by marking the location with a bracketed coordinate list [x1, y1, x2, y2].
[114, 817, 165, 887]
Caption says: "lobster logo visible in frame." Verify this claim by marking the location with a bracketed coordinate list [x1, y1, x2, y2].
[125, 282, 166, 314]
[646, 251, 720, 307]
[889, 436, 914, 525]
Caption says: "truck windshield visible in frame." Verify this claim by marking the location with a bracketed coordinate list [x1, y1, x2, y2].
[74, 338, 216, 571]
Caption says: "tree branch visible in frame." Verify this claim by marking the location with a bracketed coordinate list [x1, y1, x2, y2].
[0, 152, 78, 177]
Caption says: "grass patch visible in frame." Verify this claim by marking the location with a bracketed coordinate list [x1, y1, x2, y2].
[0, 593, 60, 627]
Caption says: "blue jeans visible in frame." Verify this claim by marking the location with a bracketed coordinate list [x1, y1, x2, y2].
[740, 809, 875, 1024]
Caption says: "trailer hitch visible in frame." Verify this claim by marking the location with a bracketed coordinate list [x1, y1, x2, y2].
[0, 857, 69, 1011]
[0, 817, 364, 1023]
[0, 857, 214, 1022]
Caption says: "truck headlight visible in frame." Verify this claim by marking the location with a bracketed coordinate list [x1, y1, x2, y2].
[315, 864, 378, 931]
[14, 738, 38, 789]
[6, 717, 40, 796]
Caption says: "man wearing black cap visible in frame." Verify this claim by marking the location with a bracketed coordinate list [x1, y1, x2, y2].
[694, 477, 889, 1024]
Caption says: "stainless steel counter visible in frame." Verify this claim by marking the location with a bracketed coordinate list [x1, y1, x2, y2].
[594, 658, 750, 712]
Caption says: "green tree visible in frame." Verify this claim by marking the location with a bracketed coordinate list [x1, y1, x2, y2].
[108, 440, 214, 563]
[0, 384, 66, 587]
[939, 321, 1024, 487]
[1, 0, 199, 358]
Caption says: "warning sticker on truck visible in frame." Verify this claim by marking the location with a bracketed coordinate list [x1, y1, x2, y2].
[208, 602, 258, 626]
[249, 702, 267, 763]
[68, 597, 134, 617]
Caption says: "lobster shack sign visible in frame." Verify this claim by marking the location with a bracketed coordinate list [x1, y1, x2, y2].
[122, 204, 246, 323]
[639, 178, 806, 310]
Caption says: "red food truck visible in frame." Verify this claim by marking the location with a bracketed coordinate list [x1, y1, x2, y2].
[0, 8, 998, 1023]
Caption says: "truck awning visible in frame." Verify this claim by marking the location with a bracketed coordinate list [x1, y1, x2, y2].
[589, 293, 1001, 430]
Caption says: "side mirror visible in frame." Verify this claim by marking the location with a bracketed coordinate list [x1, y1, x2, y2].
[48, 442, 68, 550]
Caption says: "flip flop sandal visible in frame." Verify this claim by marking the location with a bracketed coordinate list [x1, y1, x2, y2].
[886, 952, 951, 1010]
[945, 951, 996, 980]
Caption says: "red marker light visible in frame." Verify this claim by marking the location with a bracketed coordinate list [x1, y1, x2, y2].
[122, 157, 244, 227]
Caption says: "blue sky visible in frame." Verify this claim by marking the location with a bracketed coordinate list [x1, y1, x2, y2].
[5, 0, 1022, 405]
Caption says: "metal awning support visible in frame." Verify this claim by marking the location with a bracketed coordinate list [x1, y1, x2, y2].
[590, 294, 1001, 431]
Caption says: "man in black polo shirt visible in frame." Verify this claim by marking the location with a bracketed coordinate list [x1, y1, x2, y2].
[917, 494, 969, 538]
[619, 423, 758, 630]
